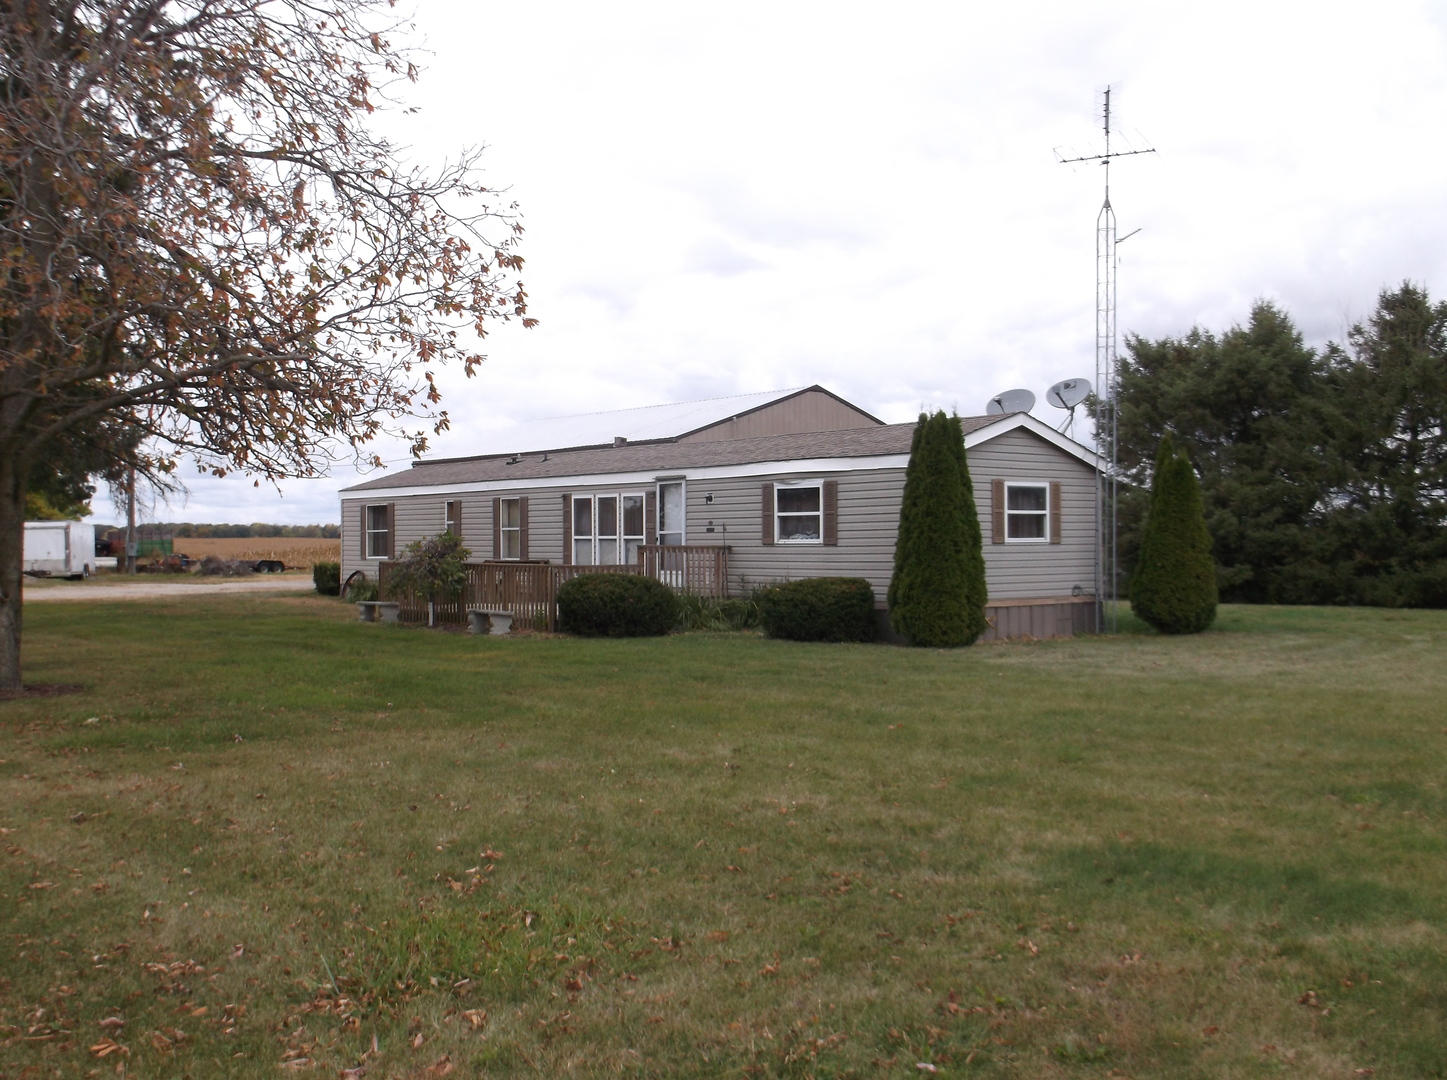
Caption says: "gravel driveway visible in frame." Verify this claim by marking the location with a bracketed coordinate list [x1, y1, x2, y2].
[25, 577, 314, 602]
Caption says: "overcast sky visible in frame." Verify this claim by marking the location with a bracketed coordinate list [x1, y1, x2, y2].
[90, 0, 1447, 526]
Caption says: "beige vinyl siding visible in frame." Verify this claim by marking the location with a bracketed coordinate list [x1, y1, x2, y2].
[339, 426, 1097, 604]
[678, 388, 880, 443]
[971, 429, 1096, 599]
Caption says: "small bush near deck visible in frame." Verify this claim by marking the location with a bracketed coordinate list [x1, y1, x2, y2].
[676, 594, 760, 632]
[344, 576, 378, 603]
[312, 561, 341, 596]
[558, 573, 680, 637]
[756, 577, 877, 643]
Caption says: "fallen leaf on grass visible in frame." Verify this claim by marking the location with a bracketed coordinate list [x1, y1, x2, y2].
[706, 931, 730, 943]
[916, 1066, 938, 1074]
[1203, 1026, 1220, 1036]
[89, 1038, 128, 1058]
[411, 1031, 425, 1048]
[462, 1008, 487, 1029]
[427, 1056, 454, 1076]
[98, 1016, 124, 1031]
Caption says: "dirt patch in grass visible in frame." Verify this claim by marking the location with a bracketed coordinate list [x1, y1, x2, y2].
[0, 681, 84, 700]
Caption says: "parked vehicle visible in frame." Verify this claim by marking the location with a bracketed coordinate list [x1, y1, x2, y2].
[23, 521, 96, 579]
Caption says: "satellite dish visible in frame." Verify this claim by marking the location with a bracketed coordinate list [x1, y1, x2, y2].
[986, 388, 1036, 415]
[1046, 378, 1091, 410]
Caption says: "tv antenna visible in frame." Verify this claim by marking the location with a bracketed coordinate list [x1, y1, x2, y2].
[1056, 85, 1155, 633]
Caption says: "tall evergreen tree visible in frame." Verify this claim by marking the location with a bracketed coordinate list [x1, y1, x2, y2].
[888, 411, 986, 647]
[1117, 302, 1333, 603]
[1318, 282, 1447, 606]
[1130, 435, 1218, 634]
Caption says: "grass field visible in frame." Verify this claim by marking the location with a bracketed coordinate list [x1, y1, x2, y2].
[3, 597, 1445, 1078]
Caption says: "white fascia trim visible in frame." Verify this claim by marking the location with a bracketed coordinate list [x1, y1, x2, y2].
[965, 413, 1102, 470]
[339, 453, 912, 501]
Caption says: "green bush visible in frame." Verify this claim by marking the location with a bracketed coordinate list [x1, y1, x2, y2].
[756, 577, 877, 643]
[558, 573, 680, 637]
[344, 576, 379, 603]
[887, 411, 988, 646]
[1130, 434, 1218, 634]
[312, 561, 341, 596]
[676, 594, 760, 632]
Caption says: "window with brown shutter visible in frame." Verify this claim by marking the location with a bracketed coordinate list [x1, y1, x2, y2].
[991, 480, 1005, 544]
[761, 483, 775, 545]
[1049, 482, 1062, 544]
[491, 496, 501, 560]
[562, 494, 573, 564]
[359, 504, 367, 559]
[645, 490, 657, 545]
[444, 500, 461, 536]
[822, 480, 838, 546]
[519, 497, 530, 560]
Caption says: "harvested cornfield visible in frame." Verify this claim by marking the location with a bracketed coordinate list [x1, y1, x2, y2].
[170, 537, 341, 568]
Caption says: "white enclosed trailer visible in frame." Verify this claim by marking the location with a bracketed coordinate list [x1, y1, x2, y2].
[23, 521, 96, 578]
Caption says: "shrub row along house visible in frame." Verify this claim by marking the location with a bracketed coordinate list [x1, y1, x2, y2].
[338, 386, 1102, 639]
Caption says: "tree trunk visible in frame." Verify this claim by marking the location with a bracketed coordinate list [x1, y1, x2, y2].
[0, 453, 27, 692]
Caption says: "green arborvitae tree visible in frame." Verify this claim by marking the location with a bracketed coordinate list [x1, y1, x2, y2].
[946, 413, 989, 642]
[1130, 434, 1218, 633]
[888, 411, 987, 646]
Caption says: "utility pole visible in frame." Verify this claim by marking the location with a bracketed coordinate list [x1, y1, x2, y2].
[125, 466, 137, 575]
[1057, 86, 1155, 633]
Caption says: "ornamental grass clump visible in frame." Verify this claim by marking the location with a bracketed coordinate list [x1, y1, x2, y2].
[557, 574, 680, 637]
[756, 577, 876, 643]
[1130, 434, 1218, 634]
[887, 411, 988, 646]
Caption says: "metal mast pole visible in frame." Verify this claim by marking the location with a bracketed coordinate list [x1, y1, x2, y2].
[1058, 86, 1153, 633]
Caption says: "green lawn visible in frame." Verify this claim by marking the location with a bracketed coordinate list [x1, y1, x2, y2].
[3, 595, 1445, 1078]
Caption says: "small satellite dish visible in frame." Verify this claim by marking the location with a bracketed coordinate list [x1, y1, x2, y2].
[1046, 378, 1091, 410]
[986, 388, 1036, 415]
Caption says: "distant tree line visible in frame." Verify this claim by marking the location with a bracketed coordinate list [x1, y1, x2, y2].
[91, 522, 340, 539]
[1117, 281, 1447, 608]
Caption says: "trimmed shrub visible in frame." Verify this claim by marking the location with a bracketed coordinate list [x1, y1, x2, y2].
[558, 573, 680, 637]
[887, 411, 988, 646]
[312, 561, 341, 596]
[1130, 434, 1218, 634]
[756, 577, 876, 643]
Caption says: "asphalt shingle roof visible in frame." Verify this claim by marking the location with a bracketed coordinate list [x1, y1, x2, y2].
[341, 417, 1000, 493]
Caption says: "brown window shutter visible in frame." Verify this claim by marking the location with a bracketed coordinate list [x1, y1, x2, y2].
[519, 497, 530, 560]
[1049, 482, 1062, 544]
[645, 489, 657, 545]
[761, 483, 775, 545]
[562, 494, 573, 565]
[491, 497, 501, 560]
[360, 504, 367, 559]
[385, 503, 396, 558]
[990, 480, 1005, 544]
[822, 480, 838, 546]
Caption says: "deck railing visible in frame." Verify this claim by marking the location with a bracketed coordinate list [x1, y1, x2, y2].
[376, 545, 729, 629]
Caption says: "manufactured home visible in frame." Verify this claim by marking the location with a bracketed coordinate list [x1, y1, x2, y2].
[339, 387, 1102, 639]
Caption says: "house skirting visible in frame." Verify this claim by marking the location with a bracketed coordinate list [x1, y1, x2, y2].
[982, 595, 1097, 641]
[874, 594, 1098, 644]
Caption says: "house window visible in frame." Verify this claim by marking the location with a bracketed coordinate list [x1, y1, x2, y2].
[1006, 483, 1049, 541]
[573, 496, 594, 565]
[657, 481, 685, 546]
[444, 500, 461, 536]
[499, 498, 521, 559]
[776, 483, 822, 543]
[573, 493, 646, 565]
[366, 505, 390, 558]
[622, 494, 645, 564]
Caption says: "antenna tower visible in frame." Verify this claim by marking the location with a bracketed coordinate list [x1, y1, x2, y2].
[1057, 86, 1154, 633]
